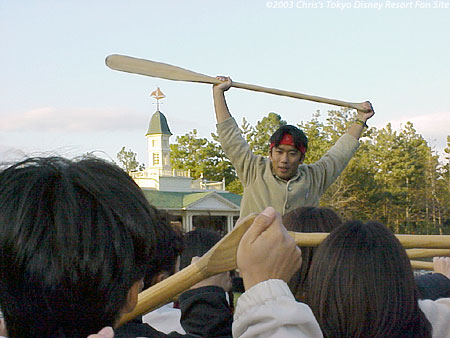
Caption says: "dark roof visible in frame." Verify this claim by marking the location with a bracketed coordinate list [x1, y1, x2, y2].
[141, 190, 241, 209]
[146, 111, 172, 136]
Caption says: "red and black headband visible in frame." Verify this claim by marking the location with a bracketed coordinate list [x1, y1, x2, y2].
[270, 133, 306, 155]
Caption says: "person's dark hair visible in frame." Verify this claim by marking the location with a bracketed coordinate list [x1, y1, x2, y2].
[0, 157, 164, 338]
[180, 228, 222, 269]
[282, 207, 342, 301]
[269, 125, 308, 153]
[144, 211, 184, 289]
[307, 221, 432, 338]
[415, 272, 450, 301]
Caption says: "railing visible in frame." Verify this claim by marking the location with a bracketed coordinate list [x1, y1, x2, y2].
[191, 179, 225, 191]
[131, 169, 226, 191]
[130, 169, 191, 179]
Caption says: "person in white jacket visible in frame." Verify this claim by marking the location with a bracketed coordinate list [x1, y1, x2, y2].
[233, 207, 324, 338]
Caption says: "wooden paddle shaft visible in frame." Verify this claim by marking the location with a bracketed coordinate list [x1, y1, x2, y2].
[411, 260, 433, 270]
[289, 232, 450, 249]
[105, 54, 370, 112]
[119, 262, 207, 326]
[407, 249, 450, 259]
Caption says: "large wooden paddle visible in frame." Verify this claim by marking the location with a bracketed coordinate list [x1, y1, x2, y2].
[105, 54, 370, 112]
[119, 219, 450, 325]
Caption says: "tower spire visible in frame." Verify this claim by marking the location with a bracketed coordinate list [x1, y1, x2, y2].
[150, 87, 166, 111]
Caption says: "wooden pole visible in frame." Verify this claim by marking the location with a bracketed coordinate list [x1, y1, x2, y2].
[406, 248, 450, 259]
[410, 260, 433, 270]
[289, 232, 450, 249]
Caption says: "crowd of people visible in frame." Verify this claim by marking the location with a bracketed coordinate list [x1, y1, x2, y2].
[0, 79, 449, 338]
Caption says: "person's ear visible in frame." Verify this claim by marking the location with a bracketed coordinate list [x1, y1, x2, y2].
[155, 271, 170, 284]
[149, 271, 171, 287]
[122, 278, 144, 314]
[299, 153, 305, 163]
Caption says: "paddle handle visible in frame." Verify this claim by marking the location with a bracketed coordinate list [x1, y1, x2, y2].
[411, 260, 433, 270]
[407, 249, 450, 259]
[232, 81, 365, 110]
[119, 261, 207, 326]
[289, 232, 450, 249]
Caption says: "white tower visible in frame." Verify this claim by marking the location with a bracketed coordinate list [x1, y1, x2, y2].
[146, 88, 172, 172]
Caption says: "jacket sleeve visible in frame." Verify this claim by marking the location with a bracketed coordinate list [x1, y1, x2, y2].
[179, 286, 232, 338]
[307, 133, 359, 195]
[233, 280, 323, 338]
[418, 297, 450, 338]
[216, 117, 263, 187]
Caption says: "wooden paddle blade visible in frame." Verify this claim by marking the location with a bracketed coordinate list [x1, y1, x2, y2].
[105, 54, 221, 84]
[201, 213, 257, 275]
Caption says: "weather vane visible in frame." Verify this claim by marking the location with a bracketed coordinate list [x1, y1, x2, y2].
[150, 87, 166, 111]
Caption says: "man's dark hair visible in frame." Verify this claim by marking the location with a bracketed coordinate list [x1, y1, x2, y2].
[143, 210, 184, 289]
[0, 157, 165, 338]
[269, 125, 308, 152]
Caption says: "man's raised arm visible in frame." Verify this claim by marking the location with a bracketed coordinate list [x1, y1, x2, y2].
[213, 76, 233, 123]
[347, 101, 375, 140]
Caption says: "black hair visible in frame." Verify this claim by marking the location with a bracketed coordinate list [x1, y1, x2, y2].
[307, 221, 432, 338]
[282, 207, 342, 301]
[415, 272, 450, 301]
[269, 125, 308, 152]
[0, 157, 162, 338]
[143, 210, 184, 289]
[179, 228, 221, 269]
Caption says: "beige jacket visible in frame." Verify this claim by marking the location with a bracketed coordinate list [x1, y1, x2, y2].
[217, 117, 359, 217]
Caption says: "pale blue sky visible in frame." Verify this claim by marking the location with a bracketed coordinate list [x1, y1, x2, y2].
[1, 0, 449, 165]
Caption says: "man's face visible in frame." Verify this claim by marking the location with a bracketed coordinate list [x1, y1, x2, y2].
[269, 144, 304, 180]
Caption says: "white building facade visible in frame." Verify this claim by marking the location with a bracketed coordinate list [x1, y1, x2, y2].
[130, 90, 241, 234]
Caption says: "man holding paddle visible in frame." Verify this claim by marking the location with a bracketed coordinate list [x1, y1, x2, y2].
[213, 77, 375, 217]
